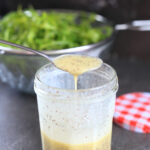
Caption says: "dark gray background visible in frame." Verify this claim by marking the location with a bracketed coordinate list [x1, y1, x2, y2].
[1, 0, 150, 23]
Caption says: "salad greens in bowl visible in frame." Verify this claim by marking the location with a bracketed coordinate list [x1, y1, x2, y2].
[0, 8, 114, 93]
[0, 8, 112, 50]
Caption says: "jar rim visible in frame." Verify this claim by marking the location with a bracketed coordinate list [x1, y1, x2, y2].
[34, 62, 118, 96]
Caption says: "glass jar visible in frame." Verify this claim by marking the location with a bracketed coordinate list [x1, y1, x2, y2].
[34, 62, 118, 150]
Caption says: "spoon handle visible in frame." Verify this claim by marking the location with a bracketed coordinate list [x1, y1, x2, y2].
[0, 39, 52, 62]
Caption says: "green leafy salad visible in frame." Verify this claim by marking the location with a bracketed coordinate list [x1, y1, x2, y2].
[0, 8, 113, 50]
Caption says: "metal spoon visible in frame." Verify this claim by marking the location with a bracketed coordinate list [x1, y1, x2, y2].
[0, 39, 55, 66]
[0, 39, 103, 73]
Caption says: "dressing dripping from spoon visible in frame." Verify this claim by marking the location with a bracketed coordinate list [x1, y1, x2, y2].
[54, 55, 103, 90]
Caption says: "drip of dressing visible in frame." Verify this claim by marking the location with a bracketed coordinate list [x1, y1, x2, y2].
[74, 76, 78, 90]
[54, 55, 103, 90]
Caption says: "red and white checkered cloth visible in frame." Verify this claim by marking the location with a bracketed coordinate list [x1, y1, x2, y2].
[114, 92, 150, 133]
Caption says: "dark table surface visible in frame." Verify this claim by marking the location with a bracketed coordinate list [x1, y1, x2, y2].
[1, 57, 150, 150]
